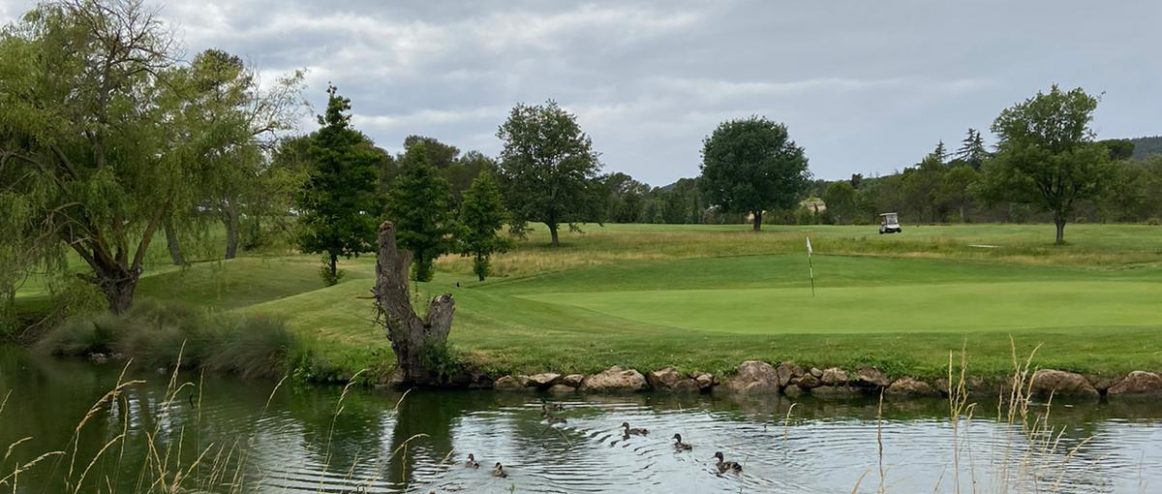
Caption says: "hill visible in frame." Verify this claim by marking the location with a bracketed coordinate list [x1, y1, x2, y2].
[1129, 136, 1162, 159]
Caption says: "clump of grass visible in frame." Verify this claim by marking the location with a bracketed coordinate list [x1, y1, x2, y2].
[34, 299, 299, 379]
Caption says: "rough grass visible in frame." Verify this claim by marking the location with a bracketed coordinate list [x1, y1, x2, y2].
[16, 223, 1162, 382]
[35, 300, 299, 379]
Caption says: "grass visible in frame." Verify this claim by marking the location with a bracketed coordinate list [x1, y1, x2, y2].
[13, 223, 1162, 382]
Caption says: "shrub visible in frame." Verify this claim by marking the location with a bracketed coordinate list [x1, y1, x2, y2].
[35, 299, 299, 378]
[1147, 217, 1160, 226]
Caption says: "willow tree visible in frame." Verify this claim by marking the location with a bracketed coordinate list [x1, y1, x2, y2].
[0, 0, 298, 312]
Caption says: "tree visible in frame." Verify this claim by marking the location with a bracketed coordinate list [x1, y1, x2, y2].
[823, 181, 858, 224]
[497, 100, 601, 247]
[386, 144, 457, 282]
[928, 140, 947, 165]
[403, 135, 459, 168]
[459, 172, 511, 281]
[297, 85, 382, 285]
[0, 0, 296, 313]
[1098, 138, 1135, 161]
[955, 129, 989, 170]
[699, 116, 811, 231]
[937, 164, 980, 223]
[980, 85, 1110, 244]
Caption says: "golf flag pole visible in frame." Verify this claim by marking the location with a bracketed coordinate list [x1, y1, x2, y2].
[806, 237, 815, 297]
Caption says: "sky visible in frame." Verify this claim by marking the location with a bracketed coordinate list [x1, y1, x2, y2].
[3, 0, 1161, 185]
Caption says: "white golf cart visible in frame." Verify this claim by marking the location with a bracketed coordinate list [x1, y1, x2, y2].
[879, 212, 902, 234]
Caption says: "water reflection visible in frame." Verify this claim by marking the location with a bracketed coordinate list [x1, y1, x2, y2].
[2, 346, 1160, 493]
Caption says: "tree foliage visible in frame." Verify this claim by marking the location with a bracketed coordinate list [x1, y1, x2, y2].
[297, 85, 382, 285]
[979, 85, 1110, 244]
[458, 172, 511, 281]
[386, 144, 457, 283]
[497, 100, 601, 247]
[699, 116, 811, 231]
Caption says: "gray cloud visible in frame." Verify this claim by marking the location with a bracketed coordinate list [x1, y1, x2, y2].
[3, 0, 1160, 184]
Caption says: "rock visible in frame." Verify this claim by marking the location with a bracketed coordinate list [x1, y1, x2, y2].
[856, 367, 891, 388]
[561, 374, 585, 387]
[547, 384, 576, 394]
[796, 374, 821, 389]
[886, 377, 938, 397]
[821, 368, 849, 386]
[89, 353, 108, 364]
[809, 367, 823, 378]
[724, 361, 780, 394]
[1030, 369, 1099, 398]
[579, 366, 648, 393]
[694, 373, 715, 391]
[783, 384, 804, 398]
[775, 363, 803, 388]
[525, 373, 561, 389]
[811, 385, 860, 398]
[1085, 374, 1118, 394]
[1108, 371, 1162, 397]
[646, 367, 699, 392]
[494, 376, 526, 391]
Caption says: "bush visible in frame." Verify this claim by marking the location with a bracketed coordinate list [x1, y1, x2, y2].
[35, 299, 299, 379]
[1147, 217, 1160, 226]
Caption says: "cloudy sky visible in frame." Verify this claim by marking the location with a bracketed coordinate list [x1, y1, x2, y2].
[3, 1, 1160, 185]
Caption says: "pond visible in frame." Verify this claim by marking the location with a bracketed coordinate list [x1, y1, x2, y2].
[1, 346, 1160, 493]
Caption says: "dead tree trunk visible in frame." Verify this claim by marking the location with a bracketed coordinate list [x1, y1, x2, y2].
[373, 221, 456, 386]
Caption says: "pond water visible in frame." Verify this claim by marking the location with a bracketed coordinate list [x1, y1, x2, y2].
[1, 346, 1160, 493]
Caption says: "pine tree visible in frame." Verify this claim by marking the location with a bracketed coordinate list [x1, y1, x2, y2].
[956, 128, 989, 170]
[386, 144, 457, 282]
[297, 84, 381, 285]
[459, 172, 511, 281]
[928, 140, 947, 165]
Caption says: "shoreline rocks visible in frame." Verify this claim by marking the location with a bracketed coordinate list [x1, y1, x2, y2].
[483, 363, 1160, 402]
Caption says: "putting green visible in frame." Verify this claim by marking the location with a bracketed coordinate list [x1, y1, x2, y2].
[518, 281, 1162, 334]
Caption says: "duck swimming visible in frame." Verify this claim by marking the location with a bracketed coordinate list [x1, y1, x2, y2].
[621, 422, 649, 436]
[712, 451, 743, 473]
[672, 433, 693, 451]
[491, 462, 508, 478]
[465, 453, 480, 468]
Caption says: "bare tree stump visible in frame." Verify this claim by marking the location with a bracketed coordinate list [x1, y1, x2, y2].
[373, 221, 455, 386]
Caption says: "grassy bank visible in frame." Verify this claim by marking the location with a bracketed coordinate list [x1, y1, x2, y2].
[14, 223, 1162, 382]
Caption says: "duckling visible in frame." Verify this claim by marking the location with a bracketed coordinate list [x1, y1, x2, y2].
[539, 397, 565, 412]
[545, 415, 567, 425]
[491, 462, 508, 478]
[672, 433, 693, 451]
[712, 451, 743, 473]
[465, 453, 480, 469]
[621, 422, 649, 436]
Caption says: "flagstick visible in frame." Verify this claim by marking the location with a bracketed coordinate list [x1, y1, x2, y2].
[809, 254, 816, 297]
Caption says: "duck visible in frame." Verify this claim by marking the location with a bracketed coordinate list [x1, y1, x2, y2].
[712, 451, 743, 473]
[545, 415, 567, 425]
[672, 433, 693, 451]
[540, 398, 565, 414]
[465, 453, 480, 469]
[621, 422, 649, 436]
[491, 462, 508, 478]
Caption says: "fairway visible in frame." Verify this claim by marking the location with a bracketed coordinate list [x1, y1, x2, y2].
[517, 280, 1162, 334]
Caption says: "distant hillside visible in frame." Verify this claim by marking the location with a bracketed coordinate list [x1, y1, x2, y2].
[1129, 136, 1162, 160]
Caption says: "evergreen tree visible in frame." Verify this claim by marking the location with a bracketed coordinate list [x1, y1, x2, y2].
[928, 140, 947, 165]
[297, 85, 382, 285]
[387, 144, 457, 282]
[459, 172, 512, 281]
[955, 128, 989, 169]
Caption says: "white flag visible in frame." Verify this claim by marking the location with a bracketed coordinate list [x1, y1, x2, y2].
[806, 237, 813, 256]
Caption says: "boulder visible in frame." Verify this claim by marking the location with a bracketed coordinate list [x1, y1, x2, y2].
[694, 373, 715, 391]
[1108, 371, 1162, 397]
[647, 367, 700, 392]
[809, 367, 823, 378]
[525, 373, 561, 389]
[724, 360, 780, 394]
[885, 377, 938, 397]
[561, 374, 585, 387]
[579, 366, 648, 393]
[547, 384, 576, 394]
[776, 363, 803, 388]
[811, 385, 860, 399]
[494, 376, 525, 391]
[856, 367, 891, 388]
[1030, 369, 1099, 398]
[783, 384, 804, 398]
[795, 374, 821, 389]
[821, 368, 849, 386]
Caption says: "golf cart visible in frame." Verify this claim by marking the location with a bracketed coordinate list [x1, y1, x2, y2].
[879, 212, 902, 234]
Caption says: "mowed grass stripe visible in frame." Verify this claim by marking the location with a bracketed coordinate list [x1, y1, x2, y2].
[517, 281, 1162, 335]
